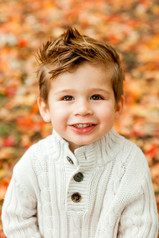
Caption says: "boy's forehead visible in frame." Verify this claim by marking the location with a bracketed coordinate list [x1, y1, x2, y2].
[49, 62, 114, 91]
[49, 61, 114, 81]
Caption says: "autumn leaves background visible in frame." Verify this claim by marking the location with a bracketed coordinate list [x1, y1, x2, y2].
[0, 0, 159, 236]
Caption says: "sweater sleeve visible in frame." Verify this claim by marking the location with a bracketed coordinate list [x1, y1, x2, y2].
[117, 169, 159, 238]
[2, 149, 42, 238]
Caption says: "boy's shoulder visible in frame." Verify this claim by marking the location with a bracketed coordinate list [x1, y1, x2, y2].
[24, 134, 54, 157]
[14, 134, 58, 175]
[31, 134, 55, 153]
[119, 133, 142, 155]
[112, 130, 148, 170]
[111, 129, 143, 155]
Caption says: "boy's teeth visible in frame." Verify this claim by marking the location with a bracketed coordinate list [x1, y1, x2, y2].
[74, 124, 93, 128]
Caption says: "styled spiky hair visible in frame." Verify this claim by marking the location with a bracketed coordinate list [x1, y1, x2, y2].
[37, 27, 124, 103]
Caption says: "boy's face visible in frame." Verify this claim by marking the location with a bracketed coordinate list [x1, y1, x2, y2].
[38, 62, 123, 152]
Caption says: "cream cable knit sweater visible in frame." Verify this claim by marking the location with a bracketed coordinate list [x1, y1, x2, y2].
[2, 129, 159, 238]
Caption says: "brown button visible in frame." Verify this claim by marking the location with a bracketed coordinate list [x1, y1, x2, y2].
[73, 172, 84, 182]
[71, 193, 82, 203]
[67, 156, 74, 164]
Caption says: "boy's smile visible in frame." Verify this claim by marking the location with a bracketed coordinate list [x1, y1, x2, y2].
[69, 123, 96, 133]
[38, 62, 123, 152]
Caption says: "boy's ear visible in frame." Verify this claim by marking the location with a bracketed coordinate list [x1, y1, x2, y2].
[115, 96, 124, 119]
[37, 97, 51, 122]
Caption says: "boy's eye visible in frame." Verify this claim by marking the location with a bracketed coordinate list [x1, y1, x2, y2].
[62, 95, 74, 101]
[90, 94, 104, 100]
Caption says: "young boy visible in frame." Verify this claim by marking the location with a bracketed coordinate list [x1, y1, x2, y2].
[2, 27, 158, 238]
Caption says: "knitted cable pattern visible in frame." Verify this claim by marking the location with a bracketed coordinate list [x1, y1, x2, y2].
[2, 129, 159, 238]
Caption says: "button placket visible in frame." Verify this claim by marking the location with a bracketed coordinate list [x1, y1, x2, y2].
[66, 151, 89, 209]
[70, 172, 84, 203]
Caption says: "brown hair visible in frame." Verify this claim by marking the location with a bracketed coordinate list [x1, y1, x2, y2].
[37, 27, 124, 103]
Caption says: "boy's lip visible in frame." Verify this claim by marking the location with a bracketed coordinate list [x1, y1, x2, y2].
[70, 123, 96, 127]
[69, 123, 97, 134]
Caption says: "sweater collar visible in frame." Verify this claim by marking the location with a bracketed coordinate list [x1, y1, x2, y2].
[51, 128, 123, 168]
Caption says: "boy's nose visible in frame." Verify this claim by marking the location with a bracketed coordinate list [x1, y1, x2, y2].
[73, 100, 93, 116]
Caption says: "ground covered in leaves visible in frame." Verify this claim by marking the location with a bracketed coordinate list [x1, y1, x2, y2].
[0, 0, 159, 236]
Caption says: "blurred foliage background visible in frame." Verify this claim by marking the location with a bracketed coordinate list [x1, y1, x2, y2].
[0, 0, 159, 236]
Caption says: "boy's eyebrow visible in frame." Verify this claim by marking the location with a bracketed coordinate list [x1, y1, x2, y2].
[90, 88, 111, 93]
[88, 88, 111, 96]
[54, 89, 74, 94]
[54, 88, 111, 94]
